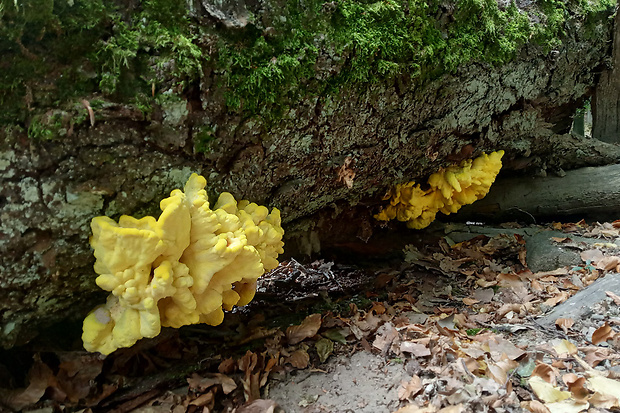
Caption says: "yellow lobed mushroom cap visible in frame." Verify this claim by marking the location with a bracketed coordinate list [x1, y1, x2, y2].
[375, 151, 504, 229]
[83, 173, 285, 355]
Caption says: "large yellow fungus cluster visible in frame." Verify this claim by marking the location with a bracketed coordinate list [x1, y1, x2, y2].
[82, 173, 284, 355]
[375, 151, 504, 229]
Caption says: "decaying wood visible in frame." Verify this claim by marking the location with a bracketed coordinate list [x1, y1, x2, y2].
[458, 163, 620, 223]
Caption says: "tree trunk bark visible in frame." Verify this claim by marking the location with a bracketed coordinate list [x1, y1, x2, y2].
[593, 5, 620, 143]
[456, 163, 620, 223]
[1, 0, 619, 349]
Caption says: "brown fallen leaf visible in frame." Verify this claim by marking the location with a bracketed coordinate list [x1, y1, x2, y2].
[582, 347, 612, 367]
[588, 376, 620, 406]
[189, 390, 215, 408]
[487, 363, 508, 386]
[398, 375, 423, 400]
[373, 322, 399, 354]
[286, 314, 322, 345]
[596, 256, 620, 271]
[462, 297, 480, 306]
[555, 318, 574, 334]
[581, 249, 604, 263]
[592, 322, 615, 345]
[562, 374, 589, 400]
[589, 391, 619, 409]
[532, 363, 557, 385]
[56, 353, 104, 403]
[488, 337, 526, 361]
[236, 399, 284, 413]
[606, 290, 620, 306]
[400, 341, 431, 357]
[520, 399, 551, 413]
[219, 357, 237, 374]
[393, 404, 437, 413]
[552, 339, 578, 357]
[284, 349, 310, 369]
[337, 156, 356, 189]
[544, 291, 569, 307]
[495, 303, 522, 319]
[0, 354, 56, 410]
[187, 373, 237, 395]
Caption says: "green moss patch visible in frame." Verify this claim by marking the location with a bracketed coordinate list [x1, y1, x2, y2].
[0, 0, 615, 130]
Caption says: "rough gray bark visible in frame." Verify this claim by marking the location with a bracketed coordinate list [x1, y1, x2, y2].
[1, 5, 619, 348]
[457, 162, 620, 223]
[593, 7, 620, 143]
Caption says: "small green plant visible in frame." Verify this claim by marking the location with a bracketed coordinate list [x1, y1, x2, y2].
[466, 328, 484, 336]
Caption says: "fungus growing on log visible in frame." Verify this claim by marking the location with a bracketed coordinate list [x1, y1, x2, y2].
[82, 173, 284, 355]
[375, 151, 504, 229]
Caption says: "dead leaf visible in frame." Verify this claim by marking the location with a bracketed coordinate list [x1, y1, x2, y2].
[286, 314, 322, 345]
[582, 347, 611, 367]
[400, 341, 431, 357]
[0, 354, 56, 410]
[532, 364, 557, 384]
[552, 339, 578, 357]
[236, 399, 284, 413]
[555, 318, 574, 334]
[219, 357, 237, 374]
[315, 338, 334, 363]
[580, 249, 604, 263]
[393, 404, 437, 413]
[373, 322, 399, 354]
[488, 337, 526, 361]
[589, 391, 619, 409]
[81, 99, 95, 126]
[189, 390, 215, 407]
[521, 400, 551, 413]
[528, 376, 571, 403]
[284, 349, 310, 369]
[606, 290, 620, 305]
[187, 373, 237, 395]
[562, 374, 589, 400]
[588, 376, 620, 404]
[592, 322, 615, 345]
[544, 291, 569, 307]
[462, 297, 479, 305]
[498, 273, 523, 289]
[596, 256, 620, 271]
[56, 353, 104, 403]
[337, 156, 356, 189]
[487, 363, 508, 385]
[398, 376, 423, 400]
[544, 399, 589, 413]
[496, 303, 522, 319]
[370, 301, 387, 314]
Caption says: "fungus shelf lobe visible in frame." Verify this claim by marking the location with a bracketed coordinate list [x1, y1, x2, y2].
[82, 173, 284, 355]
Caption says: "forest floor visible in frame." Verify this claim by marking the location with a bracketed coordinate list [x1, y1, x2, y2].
[2, 220, 620, 413]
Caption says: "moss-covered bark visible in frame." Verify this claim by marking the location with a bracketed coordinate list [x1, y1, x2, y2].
[1, 0, 619, 349]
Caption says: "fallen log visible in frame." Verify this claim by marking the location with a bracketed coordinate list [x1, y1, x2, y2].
[458, 163, 620, 223]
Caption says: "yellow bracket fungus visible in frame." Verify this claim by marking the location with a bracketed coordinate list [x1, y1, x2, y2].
[82, 173, 284, 355]
[375, 150, 504, 229]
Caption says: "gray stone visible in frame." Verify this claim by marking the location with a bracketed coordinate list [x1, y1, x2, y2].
[538, 273, 620, 327]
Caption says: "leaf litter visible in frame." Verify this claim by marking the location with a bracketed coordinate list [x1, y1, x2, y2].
[1, 222, 620, 412]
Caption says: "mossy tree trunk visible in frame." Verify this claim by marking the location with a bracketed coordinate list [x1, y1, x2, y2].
[1, 0, 620, 350]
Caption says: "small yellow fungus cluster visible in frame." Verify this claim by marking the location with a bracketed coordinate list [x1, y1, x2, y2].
[82, 173, 284, 355]
[375, 150, 504, 229]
